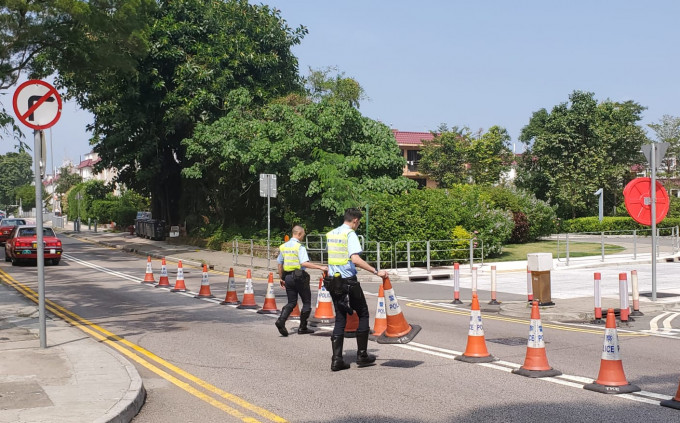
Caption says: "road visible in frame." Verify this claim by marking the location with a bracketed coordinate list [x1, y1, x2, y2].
[4, 236, 680, 422]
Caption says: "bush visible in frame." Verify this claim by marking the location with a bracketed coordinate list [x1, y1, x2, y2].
[510, 212, 530, 243]
[90, 200, 116, 222]
[562, 216, 680, 233]
[482, 186, 556, 241]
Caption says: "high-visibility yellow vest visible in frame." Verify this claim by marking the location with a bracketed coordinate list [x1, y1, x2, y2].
[280, 242, 302, 271]
[326, 227, 353, 265]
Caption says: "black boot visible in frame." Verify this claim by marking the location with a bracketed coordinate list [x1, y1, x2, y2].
[356, 330, 376, 367]
[331, 335, 350, 371]
[298, 310, 315, 334]
[275, 305, 293, 337]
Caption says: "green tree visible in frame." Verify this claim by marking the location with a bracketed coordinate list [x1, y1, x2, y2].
[648, 115, 680, 176]
[55, 166, 82, 195]
[468, 126, 513, 185]
[516, 90, 648, 219]
[14, 183, 35, 209]
[58, 0, 306, 225]
[305, 66, 366, 108]
[0, 151, 33, 206]
[182, 91, 416, 229]
[418, 127, 470, 187]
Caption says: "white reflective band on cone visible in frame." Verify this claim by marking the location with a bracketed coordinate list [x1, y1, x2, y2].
[160, 266, 167, 277]
[244, 279, 254, 294]
[266, 283, 274, 296]
[384, 288, 402, 316]
[146, 262, 152, 272]
[376, 298, 386, 319]
[527, 319, 545, 348]
[177, 268, 184, 279]
[601, 328, 621, 360]
[201, 273, 209, 285]
[468, 310, 484, 336]
[228, 277, 236, 290]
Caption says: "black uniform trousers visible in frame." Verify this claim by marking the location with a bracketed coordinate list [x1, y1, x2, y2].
[331, 278, 370, 336]
[283, 271, 312, 313]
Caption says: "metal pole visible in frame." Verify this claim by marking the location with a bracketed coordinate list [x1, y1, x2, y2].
[34, 130, 46, 348]
[407, 241, 411, 275]
[426, 240, 431, 274]
[633, 230, 637, 260]
[566, 233, 570, 266]
[593, 272, 602, 322]
[600, 231, 604, 262]
[365, 204, 369, 243]
[250, 239, 254, 268]
[469, 239, 474, 270]
[376, 242, 381, 271]
[267, 176, 271, 270]
[651, 143, 657, 301]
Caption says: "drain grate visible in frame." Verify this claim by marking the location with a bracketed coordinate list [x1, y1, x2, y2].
[486, 337, 528, 346]
[640, 292, 679, 298]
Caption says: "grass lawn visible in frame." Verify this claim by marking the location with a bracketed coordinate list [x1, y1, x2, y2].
[495, 240, 626, 262]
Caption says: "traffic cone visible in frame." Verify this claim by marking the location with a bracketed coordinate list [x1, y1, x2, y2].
[194, 264, 215, 298]
[451, 262, 462, 304]
[455, 294, 497, 363]
[290, 303, 301, 320]
[369, 285, 387, 341]
[237, 270, 259, 309]
[661, 378, 680, 409]
[584, 308, 641, 394]
[257, 273, 280, 314]
[143, 256, 155, 284]
[310, 277, 335, 326]
[376, 277, 421, 344]
[512, 301, 561, 377]
[344, 311, 359, 338]
[220, 268, 240, 305]
[156, 258, 171, 288]
[170, 260, 187, 292]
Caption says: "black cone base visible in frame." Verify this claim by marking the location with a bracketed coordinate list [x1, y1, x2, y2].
[583, 382, 641, 394]
[660, 399, 680, 410]
[376, 324, 422, 344]
[512, 367, 562, 378]
[455, 354, 498, 363]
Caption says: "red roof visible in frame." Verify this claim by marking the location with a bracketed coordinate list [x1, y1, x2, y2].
[392, 130, 435, 146]
[77, 157, 101, 169]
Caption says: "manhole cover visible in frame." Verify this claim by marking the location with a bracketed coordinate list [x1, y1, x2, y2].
[486, 337, 527, 346]
[640, 292, 679, 298]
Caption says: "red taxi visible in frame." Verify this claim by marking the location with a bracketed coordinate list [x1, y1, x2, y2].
[0, 218, 27, 245]
[4, 226, 62, 265]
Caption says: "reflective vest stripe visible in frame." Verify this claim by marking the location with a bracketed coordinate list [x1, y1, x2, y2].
[326, 228, 353, 265]
[280, 242, 302, 271]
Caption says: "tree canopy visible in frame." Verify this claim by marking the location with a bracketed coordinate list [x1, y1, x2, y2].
[516, 90, 648, 219]
[0, 151, 32, 207]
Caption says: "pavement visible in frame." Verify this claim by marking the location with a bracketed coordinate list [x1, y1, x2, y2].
[3, 220, 680, 422]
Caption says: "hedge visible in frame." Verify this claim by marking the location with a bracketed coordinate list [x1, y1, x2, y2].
[561, 216, 680, 233]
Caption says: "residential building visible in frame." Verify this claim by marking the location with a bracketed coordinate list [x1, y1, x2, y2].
[392, 130, 438, 188]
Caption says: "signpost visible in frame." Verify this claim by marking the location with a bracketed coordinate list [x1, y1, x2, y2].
[259, 174, 277, 268]
[12, 80, 62, 348]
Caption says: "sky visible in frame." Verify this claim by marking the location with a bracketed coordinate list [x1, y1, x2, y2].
[2, 0, 679, 172]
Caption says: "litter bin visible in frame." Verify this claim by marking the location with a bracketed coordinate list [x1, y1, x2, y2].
[527, 253, 555, 306]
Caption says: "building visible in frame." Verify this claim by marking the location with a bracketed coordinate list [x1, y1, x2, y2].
[392, 130, 438, 188]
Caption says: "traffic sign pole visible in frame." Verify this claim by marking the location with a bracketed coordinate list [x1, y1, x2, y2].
[34, 130, 46, 347]
[651, 143, 657, 301]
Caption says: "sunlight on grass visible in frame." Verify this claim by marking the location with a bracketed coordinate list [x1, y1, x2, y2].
[496, 240, 625, 262]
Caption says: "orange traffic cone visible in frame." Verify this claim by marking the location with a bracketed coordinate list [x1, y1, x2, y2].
[584, 308, 640, 394]
[257, 273, 280, 314]
[170, 260, 187, 292]
[194, 264, 215, 298]
[455, 294, 497, 363]
[220, 268, 240, 305]
[289, 303, 301, 320]
[369, 285, 387, 341]
[512, 301, 561, 377]
[237, 270, 259, 309]
[156, 258, 171, 288]
[661, 379, 680, 409]
[143, 256, 155, 284]
[344, 311, 359, 338]
[376, 277, 421, 344]
[310, 277, 335, 326]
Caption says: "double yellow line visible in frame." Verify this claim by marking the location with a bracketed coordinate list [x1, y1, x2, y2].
[0, 268, 287, 423]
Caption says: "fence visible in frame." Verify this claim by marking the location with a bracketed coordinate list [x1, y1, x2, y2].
[554, 226, 680, 265]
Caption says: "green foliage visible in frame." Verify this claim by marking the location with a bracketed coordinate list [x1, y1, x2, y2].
[55, 167, 83, 195]
[481, 186, 556, 241]
[0, 151, 33, 206]
[14, 184, 36, 209]
[451, 226, 472, 260]
[561, 216, 680, 233]
[90, 200, 117, 223]
[516, 90, 648, 219]
[305, 66, 366, 108]
[648, 115, 680, 176]
[65, 180, 109, 220]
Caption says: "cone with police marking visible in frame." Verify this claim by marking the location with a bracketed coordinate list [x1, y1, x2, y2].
[155, 258, 171, 288]
[194, 264, 215, 298]
[584, 308, 640, 394]
[170, 260, 187, 292]
[220, 268, 240, 305]
[310, 277, 335, 326]
[344, 311, 359, 338]
[376, 277, 421, 344]
[142, 256, 156, 284]
[257, 273, 280, 314]
[289, 303, 301, 320]
[512, 301, 561, 377]
[661, 378, 680, 409]
[237, 270, 259, 309]
[369, 285, 387, 341]
[455, 294, 497, 363]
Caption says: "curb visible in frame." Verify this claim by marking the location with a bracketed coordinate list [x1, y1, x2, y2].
[94, 350, 146, 423]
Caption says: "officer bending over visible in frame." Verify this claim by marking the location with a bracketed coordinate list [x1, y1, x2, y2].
[326, 208, 387, 371]
[275, 225, 328, 337]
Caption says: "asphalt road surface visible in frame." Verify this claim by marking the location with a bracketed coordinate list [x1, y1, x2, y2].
[4, 237, 680, 423]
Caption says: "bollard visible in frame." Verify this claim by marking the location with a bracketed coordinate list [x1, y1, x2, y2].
[593, 273, 603, 324]
[471, 266, 478, 299]
[451, 262, 462, 304]
[619, 273, 630, 323]
[488, 265, 500, 305]
[630, 270, 643, 316]
[526, 267, 533, 303]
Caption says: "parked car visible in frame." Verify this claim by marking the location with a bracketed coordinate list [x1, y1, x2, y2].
[5, 226, 62, 265]
[0, 218, 27, 245]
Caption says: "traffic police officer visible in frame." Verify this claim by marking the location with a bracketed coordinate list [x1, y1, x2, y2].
[275, 225, 327, 336]
[326, 208, 387, 371]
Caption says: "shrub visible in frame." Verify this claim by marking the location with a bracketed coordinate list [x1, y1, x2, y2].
[510, 212, 530, 243]
[562, 216, 680, 233]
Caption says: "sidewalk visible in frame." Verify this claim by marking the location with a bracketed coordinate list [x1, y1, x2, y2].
[0, 283, 145, 423]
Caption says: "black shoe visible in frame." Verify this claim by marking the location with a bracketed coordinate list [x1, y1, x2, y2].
[356, 330, 376, 367]
[275, 304, 294, 337]
[298, 310, 315, 335]
[275, 319, 288, 337]
[331, 335, 350, 371]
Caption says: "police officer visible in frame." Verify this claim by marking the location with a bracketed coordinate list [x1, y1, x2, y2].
[326, 208, 387, 371]
[275, 225, 327, 337]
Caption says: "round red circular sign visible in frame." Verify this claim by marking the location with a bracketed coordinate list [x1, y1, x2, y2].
[623, 177, 669, 226]
[12, 80, 62, 130]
